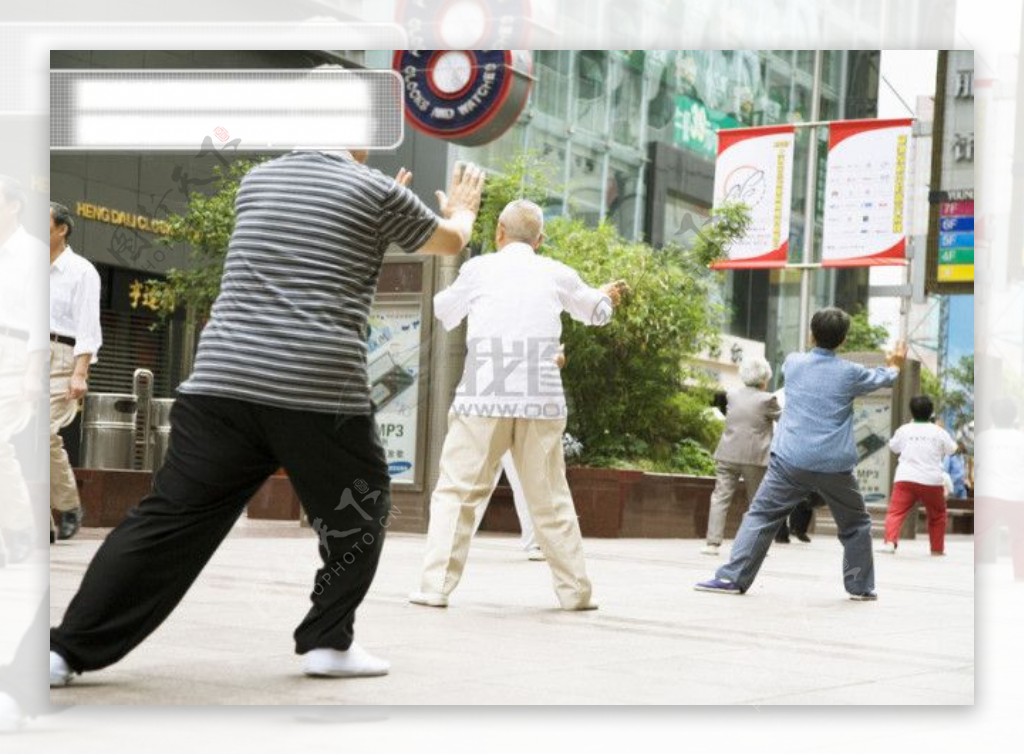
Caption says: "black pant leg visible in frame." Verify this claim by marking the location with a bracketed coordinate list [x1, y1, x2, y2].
[50, 395, 279, 672]
[790, 501, 814, 535]
[263, 410, 390, 654]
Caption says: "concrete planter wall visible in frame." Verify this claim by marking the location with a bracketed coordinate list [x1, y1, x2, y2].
[72, 467, 973, 538]
[72, 469, 299, 527]
[479, 466, 751, 539]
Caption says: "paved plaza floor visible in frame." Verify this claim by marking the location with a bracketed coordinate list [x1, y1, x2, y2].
[45, 518, 974, 706]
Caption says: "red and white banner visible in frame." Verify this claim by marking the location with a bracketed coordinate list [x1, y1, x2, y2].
[822, 118, 913, 267]
[710, 124, 795, 269]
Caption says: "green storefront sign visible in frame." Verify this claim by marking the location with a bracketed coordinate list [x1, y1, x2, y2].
[673, 95, 740, 159]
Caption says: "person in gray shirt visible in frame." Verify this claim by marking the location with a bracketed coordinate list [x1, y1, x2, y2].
[50, 153, 485, 687]
[701, 356, 780, 557]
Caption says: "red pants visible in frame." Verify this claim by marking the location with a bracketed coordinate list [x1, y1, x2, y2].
[884, 481, 947, 553]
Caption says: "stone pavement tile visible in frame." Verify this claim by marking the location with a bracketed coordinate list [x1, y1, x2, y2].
[48, 528, 974, 706]
[525, 654, 880, 704]
[885, 667, 975, 697]
[743, 681, 974, 705]
[496, 660, 758, 705]
[485, 666, 745, 705]
[867, 627, 974, 660]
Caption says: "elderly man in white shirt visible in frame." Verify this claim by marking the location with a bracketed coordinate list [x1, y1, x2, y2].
[49, 202, 102, 541]
[410, 199, 626, 611]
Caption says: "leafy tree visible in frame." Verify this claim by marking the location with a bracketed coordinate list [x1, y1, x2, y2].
[689, 202, 753, 268]
[838, 308, 890, 353]
[941, 355, 974, 429]
[141, 160, 261, 322]
[919, 357, 974, 430]
[474, 157, 751, 473]
[470, 151, 553, 253]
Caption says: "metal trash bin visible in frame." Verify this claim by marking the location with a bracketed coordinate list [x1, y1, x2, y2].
[80, 393, 137, 470]
[150, 398, 174, 470]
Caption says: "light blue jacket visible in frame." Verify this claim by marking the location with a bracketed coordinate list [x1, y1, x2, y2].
[772, 347, 898, 473]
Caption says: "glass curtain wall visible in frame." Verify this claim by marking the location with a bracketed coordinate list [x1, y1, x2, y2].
[451, 50, 878, 374]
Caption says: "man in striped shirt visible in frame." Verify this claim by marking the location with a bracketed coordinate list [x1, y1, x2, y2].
[50, 151, 485, 685]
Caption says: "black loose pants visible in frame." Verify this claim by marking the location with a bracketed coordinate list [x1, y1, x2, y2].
[50, 394, 391, 673]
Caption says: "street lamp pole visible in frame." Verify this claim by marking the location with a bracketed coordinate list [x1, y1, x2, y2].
[796, 50, 824, 352]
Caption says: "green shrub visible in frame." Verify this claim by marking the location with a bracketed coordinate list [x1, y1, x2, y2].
[471, 157, 748, 476]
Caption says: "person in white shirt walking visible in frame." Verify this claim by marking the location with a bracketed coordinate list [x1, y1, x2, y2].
[879, 395, 958, 556]
[48, 202, 102, 542]
[410, 199, 626, 610]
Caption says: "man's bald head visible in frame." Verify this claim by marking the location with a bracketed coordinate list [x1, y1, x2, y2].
[497, 199, 545, 248]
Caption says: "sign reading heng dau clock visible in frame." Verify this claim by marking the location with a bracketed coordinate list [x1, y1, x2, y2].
[394, 50, 533, 146]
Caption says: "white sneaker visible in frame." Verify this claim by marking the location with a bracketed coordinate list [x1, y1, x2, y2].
[526, 546, 546, 561]
[408, 591, 449, 607]
[700, 544, 720, 556]
[49, 651, 73, 688]
[876, 541, 897, 554]
[302, 644, 390, 678]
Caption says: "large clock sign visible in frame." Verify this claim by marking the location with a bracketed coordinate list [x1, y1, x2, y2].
[394, 50, 533, 147]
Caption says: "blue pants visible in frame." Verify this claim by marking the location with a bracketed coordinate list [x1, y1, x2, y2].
[715, 454, 875, 595]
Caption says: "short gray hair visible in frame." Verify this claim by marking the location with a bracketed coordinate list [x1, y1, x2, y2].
[50, 201, 75, 239]
[739, 356, 772, 387]
[498, 199, 544, 245]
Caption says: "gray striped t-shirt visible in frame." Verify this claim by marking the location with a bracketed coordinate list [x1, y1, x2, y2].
[178, 151, 438, 414]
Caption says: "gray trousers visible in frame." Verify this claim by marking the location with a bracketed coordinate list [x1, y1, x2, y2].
[706, 461, 766, 546]
[715, 454, 875, 595]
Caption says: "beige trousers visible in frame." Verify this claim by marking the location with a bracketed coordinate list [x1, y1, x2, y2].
[705, 460, 767, 546]
[419, 413, 592, 609]
[49, 342, 80, 513]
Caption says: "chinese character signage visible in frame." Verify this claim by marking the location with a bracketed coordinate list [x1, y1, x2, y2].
[710, 124, 795, 268]
[822, 118, 913, 267]
[673, 95, 741, 160]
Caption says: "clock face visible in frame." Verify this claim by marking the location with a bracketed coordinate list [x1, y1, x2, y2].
[431, 51, 474, 96]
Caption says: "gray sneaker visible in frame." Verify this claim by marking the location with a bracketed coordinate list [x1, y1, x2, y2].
[849, 592, 878, 601]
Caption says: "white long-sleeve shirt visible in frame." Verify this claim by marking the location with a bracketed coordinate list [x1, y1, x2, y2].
[49, 245, 102, 363]
[434, 242, 613, 419]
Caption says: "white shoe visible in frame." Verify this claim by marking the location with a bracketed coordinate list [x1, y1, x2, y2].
[876, 541, 897, 554]
[526, 546, 546, 561]
[302, 644, 390, 678]
[562, 600, 599, 611]
[408, 590, 449, 607]
[700, 544, 720, 556]
[49, 651, 73, 688]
